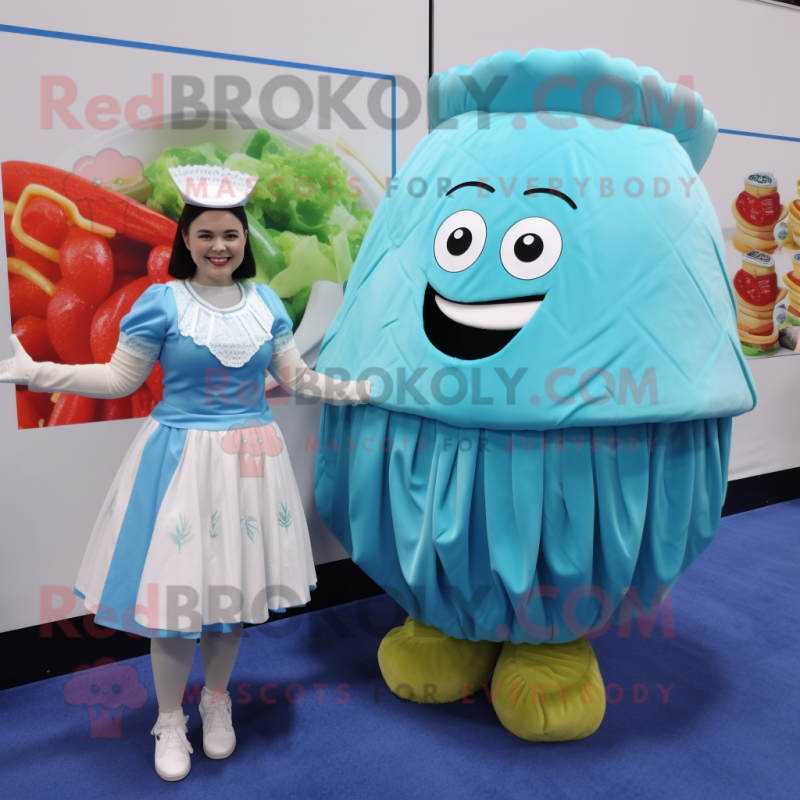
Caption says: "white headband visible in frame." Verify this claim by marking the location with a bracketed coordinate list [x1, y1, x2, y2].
[168, 165, 258, 208]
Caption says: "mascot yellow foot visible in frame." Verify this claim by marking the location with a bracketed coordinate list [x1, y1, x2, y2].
[491, 638, 606, 741]
[378, 616, 502, 704]
[378, 617, 605, 741]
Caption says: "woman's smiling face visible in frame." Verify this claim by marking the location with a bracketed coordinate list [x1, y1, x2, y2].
[182, 209, 248, 286]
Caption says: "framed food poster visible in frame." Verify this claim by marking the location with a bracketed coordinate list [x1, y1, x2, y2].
[0, 1, 430, 632]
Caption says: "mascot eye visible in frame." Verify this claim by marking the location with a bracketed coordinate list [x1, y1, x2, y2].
[434, 210, 487, 272]
[500, 217, 563, 280]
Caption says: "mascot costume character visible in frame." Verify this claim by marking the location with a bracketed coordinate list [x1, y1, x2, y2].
[314, 49, 756, 741]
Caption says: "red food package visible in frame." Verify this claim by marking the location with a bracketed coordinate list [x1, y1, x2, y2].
[735, 191, 783, 227]
[733, 270, 778, 307]
[2, 161, 177, 246]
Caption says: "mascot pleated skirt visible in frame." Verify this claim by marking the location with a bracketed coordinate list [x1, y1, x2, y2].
[313, 49, 755, 739]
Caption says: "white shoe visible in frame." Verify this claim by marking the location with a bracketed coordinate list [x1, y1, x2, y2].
[150, 709, 193, 781]
[199, 685, 236, 759]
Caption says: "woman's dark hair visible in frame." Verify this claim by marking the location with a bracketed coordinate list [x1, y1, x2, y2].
[167, 202, 256, 280]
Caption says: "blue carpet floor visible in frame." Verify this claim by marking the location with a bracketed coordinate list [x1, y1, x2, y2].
[1, 500, 798, 799]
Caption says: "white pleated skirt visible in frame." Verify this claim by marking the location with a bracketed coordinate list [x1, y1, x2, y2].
[74, 416, 317, 638]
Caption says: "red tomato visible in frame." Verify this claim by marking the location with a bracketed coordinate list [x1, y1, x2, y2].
[59, 228, 114, 307]
[10, 241, 62, 283]
[8, 273, 52, 322]
[96, 396, 133, 421]
[90, 275, 152, 364]
[16, 392, 43, 429]
[147, 245, 172, 284]
[131, 383, 156, 418]
[109, 235, 151, 275]
[48, 394, 97, 426]
[12, 316, 60, 362]
[21, 196, 69, 249]
[47, 280, 95, 364]
[146, 360, 164, 401]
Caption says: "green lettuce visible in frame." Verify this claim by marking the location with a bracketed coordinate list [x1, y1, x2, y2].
[144, 143, 225, 219]
[225, 143, 352, 234]
[269, 234, 337, 298]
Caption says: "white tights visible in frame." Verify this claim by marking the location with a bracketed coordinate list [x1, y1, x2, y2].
[150, 629, 243, 712]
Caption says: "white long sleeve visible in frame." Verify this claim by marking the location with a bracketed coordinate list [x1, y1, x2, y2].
[268, 345, 370, 405]
[28, 347, 154, 399]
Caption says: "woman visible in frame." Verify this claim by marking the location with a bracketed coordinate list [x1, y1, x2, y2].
[0, 166, 370, 781]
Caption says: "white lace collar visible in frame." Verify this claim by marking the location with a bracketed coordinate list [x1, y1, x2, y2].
[167, 280, 274, 368]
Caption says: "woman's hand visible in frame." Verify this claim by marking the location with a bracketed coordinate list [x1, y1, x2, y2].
[268, 346, 373, 406]
[0, 335, 36, 385]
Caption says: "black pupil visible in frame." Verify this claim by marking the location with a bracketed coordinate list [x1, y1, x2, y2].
[515, 233, 544, 262]
[447, 227, 472, 256]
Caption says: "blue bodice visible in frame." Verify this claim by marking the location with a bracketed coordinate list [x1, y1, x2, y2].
[117, 280, 294, 430]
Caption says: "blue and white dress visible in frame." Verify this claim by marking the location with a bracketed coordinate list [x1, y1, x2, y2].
[74, 279, 317, 638]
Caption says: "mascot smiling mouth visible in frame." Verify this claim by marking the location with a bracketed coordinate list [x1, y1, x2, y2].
[422, 283, 545, 360]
